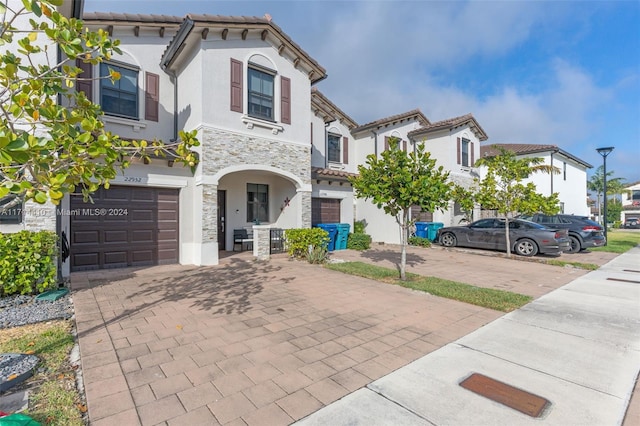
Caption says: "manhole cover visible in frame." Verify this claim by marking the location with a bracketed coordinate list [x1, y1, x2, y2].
[460, 373, 550, 417]
[0, 354, 39, 392]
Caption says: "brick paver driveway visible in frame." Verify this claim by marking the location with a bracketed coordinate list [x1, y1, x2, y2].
[72, 254, 504, 425]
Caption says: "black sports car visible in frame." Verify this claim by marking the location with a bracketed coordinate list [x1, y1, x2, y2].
[437, 218, 570, 256]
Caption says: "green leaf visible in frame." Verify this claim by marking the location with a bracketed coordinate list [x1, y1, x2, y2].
[6, 139, 29, 151]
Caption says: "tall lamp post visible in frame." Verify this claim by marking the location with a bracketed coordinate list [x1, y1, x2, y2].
[596, 147, 614, 244]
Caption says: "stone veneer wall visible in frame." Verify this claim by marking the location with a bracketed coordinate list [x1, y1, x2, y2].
[0, 201, 56, 234]
[202, 126, 312, 229]
[202, 184, 218, 245]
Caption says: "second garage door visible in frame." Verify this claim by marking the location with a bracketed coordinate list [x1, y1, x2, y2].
[312, 198, 341, 226]
[70, 186, 179, 271]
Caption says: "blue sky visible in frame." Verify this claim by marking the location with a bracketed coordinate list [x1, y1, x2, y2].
[84, 0, 640, 184]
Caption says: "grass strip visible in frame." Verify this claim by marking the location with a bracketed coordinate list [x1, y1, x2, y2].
[0, 320, 83, 426]
[326, 262, 532, 312]
[590, 231, 640, 254]
[545, 260, 599, 270]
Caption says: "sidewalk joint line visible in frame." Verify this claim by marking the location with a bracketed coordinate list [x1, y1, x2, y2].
[365, 385, 438, 425]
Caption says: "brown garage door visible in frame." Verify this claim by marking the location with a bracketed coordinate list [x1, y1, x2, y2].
[70, 186, 179, 271]
[312, 198, 340, 226]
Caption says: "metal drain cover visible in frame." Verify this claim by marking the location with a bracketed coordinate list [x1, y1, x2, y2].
[459, 373, 550, 417]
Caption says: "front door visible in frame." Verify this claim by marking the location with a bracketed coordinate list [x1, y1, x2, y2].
[218, 190, 226, 250]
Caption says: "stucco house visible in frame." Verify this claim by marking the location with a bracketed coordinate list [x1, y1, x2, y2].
[621, 181, 640, 223]
[1, 3, 495, 272]
[479, 144, 592, 217]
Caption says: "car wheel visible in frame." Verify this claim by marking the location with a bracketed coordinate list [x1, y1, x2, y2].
[514, 238, 538, 257]
[440, 232, 457, 247]
[567, 236, 581, 253]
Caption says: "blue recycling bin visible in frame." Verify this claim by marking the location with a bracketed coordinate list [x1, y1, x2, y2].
[335, 223, 351, 250]
[316, 223, 338, 251]
[427, 222, 444, 241]
[415, 222, 429, 239]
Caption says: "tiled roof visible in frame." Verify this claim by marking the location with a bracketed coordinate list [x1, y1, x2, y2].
[311, 167, 357, 181]
[408, 113, 488, 141]
[83, 12, 183, 24]
[311, 89, 358, 129]
[353, 109, 430, 134]
[84, 12, 326, 83]
[480, 143, 592, 168]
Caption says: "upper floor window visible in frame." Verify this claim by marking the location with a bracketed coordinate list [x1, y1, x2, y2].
[100, 62, 139, 119]
[461, 138, 470, 167]
[563, 162, 567, 180]
[248, 66, 274, 121]
[328, 134, 341, 163]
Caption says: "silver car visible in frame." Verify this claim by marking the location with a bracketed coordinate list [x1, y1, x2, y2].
[437, 218, 571, 256]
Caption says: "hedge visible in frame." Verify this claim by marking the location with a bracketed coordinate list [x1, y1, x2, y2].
[0, 231, 58, 296]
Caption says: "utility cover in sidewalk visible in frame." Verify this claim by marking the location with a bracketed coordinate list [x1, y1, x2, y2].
[34, 288, 69, 302]
[459, 373, 550, 417]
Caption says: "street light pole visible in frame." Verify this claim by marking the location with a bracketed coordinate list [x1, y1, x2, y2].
[596, 147, 614, 244]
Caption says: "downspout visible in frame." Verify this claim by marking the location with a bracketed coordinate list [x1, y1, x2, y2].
[324, 121, 330, 169]
[372, 130, 378, 158]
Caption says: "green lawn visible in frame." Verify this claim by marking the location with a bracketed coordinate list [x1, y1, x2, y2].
[326, 262, 532, 312]
[0, 320, 83, 426]
[590, 230, 640, 253]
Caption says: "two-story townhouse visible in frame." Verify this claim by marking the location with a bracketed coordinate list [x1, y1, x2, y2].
[479, 144, 592, 217]
[60, 12, 327, 271]
[621, 181, 640, 223]
[310, 89, 358, 226]
[349, 110, 431, 243]
[408, 114, 488, 226]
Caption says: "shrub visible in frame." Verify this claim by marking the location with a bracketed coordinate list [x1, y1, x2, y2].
[305, 245, 329, 264]
[347, 233, 371, 250]
[408, 236, 432, 247]
[284, 228, 330, 258]
[353, 220, 367, 235]
[0, 231, 58, 296]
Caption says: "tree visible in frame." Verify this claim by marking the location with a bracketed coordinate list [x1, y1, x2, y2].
[587, 166, 626, 223]
[350, 139, 451, 280]
[0, 0, 199, 206]
[451, 183, 476, 224]
[474, 147, 560, 256]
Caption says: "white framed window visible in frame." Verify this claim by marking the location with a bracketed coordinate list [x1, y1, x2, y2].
[248, 65, 275, 121]
[328, 133, 341, 163]
[100, 62, 139, 119]
[461, 138, 470, 167]
[247, 183, 269, 223]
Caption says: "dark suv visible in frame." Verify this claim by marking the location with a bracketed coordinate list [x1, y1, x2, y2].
[624, 218, 640, 229]
[518, 214, 605, 253]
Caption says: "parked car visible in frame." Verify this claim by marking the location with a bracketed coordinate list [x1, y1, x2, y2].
[624, 218, 640, 229]
[518, 214, 606, 253]
[437, 218, 570, 257]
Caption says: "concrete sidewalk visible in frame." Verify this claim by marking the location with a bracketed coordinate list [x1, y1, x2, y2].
[296, 247, 640, 425]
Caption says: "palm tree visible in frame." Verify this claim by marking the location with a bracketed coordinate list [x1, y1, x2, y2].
[588, 166, 626, 223]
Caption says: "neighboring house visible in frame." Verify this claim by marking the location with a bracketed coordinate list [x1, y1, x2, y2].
[310, 89, 358, 226]
[479, 144, 592, 217]
[621, 181, 640, 222]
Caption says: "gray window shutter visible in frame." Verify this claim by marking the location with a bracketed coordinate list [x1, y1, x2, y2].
[230, 58, 243, 112]
[281, 76, 291, 124]
[75, 59, 93, 101]
[384, 136, 389, 151]
[145, 72, 159, 122]
[403, 140, 407, 152]
[343, 137, 349, 164]
[457, 137, 461, 164]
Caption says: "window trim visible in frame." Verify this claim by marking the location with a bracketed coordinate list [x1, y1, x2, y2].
[100, 61, 140, 120]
